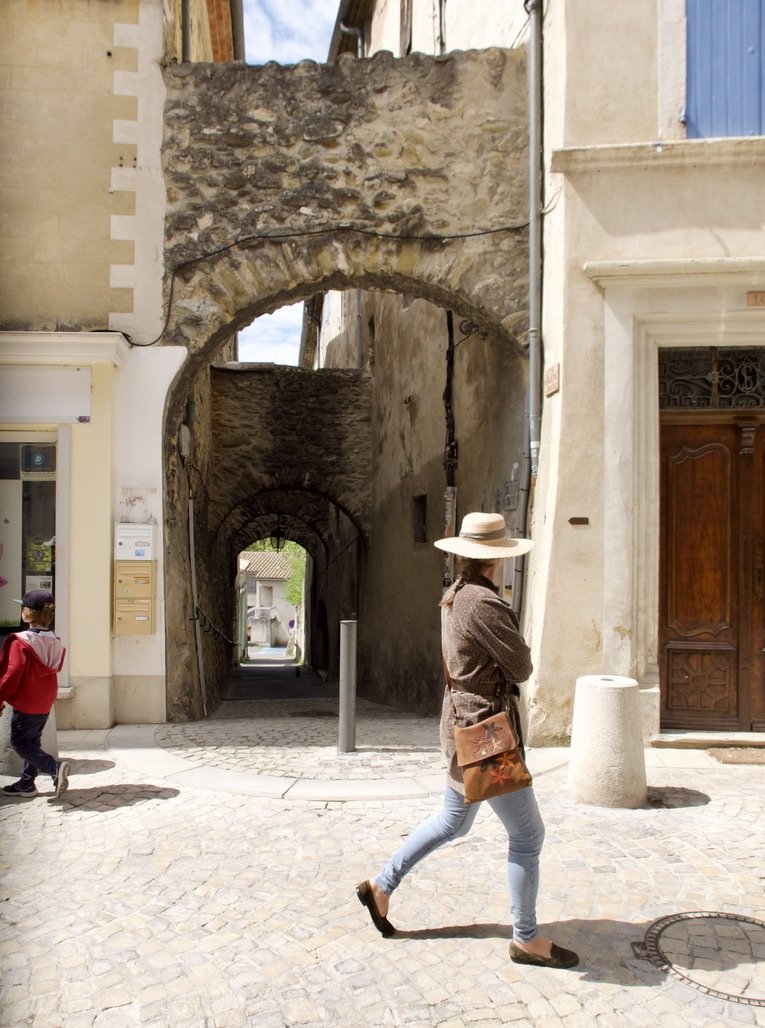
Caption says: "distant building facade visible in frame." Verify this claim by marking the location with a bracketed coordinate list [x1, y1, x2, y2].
[238, 551, 295, 650]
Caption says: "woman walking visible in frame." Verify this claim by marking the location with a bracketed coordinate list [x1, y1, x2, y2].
[356, 512, 578, 969]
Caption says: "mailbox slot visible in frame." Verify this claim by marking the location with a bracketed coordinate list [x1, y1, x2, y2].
[114, 560, 156, 634]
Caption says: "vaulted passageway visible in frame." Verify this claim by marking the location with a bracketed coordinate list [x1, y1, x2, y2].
[159, 48, 530, 720]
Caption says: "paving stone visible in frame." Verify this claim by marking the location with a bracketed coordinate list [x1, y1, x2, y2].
[1, 711, 764, 1027]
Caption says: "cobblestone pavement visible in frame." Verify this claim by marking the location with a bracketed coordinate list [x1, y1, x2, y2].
[1, 692, 764, 1027]
[155, 697, 442, 781]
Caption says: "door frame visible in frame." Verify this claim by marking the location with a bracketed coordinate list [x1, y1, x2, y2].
[586, 259, 765, 734]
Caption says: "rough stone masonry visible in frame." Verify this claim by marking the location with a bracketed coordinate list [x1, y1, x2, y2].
[161, 47, 529, 358]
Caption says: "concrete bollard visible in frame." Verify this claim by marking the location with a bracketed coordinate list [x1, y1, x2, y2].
[568, 675, 647, 808]
[0, 704, 60, 776]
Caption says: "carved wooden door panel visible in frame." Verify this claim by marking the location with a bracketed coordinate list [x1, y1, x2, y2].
[660, 420, 765, 730]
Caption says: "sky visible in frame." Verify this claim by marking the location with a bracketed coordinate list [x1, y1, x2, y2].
[237, 1, 339, 364]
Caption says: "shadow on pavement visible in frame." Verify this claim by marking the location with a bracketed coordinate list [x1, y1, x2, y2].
[221, 662, 337, 703]
[47, 785, 180, 809]
[547, 918, 664, 986]
[394, 921, 513, 941]
[388, 921, 662, 982]
[66, 758, 116, 775]
[394, 917, 665, 986]
[646, 786, 710, 807]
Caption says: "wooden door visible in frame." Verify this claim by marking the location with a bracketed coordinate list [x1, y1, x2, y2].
[659, 418, 765, 731]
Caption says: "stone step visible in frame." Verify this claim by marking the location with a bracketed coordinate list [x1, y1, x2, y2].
[652, 730, 765, 749]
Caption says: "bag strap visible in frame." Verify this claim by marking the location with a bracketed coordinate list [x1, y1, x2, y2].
[442, 651, 458, 718]
[442, 651, 509, 716]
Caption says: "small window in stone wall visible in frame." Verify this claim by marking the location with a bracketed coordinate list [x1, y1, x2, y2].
[412, 494, 428, 544]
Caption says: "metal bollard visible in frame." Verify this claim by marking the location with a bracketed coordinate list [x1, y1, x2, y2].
[338, 619, 357, 754]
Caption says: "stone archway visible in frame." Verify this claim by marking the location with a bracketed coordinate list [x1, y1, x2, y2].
[159, 47, 530, 719]
[161, 47, 528, 359]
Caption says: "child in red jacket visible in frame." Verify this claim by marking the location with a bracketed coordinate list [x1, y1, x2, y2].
[0, 589, 69, 799]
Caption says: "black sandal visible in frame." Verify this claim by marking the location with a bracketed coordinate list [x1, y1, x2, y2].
[356, 880, 396, 937]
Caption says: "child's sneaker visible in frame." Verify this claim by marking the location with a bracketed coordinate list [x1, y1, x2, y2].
[2, 781, 38, 798]
[53, 760, 70, 798]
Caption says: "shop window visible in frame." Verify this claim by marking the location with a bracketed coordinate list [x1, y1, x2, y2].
[0, 440, 56, 630]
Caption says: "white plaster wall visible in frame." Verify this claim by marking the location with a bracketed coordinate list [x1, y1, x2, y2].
[442, 0, 528, 52]
[562, 0, 659, 146]
[525, 0, 765, 740]
[318, 291, 346, 368]
[112, 346, 186, 691]
[374, 0, 528, 57]
[367, 0, 399, 56]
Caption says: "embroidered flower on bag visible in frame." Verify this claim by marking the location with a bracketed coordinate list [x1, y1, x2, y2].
[488, 762, 507, 785]
[472, 721, 504, 757]
[497, 753, 516, 771]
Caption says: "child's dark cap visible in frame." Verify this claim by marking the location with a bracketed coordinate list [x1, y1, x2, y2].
[14, 589, 55, 611]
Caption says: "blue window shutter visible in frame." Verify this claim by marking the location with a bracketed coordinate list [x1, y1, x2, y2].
[686, 0, 765, 137]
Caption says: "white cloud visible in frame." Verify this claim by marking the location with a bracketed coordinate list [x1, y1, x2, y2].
[243, 0, 338, 65]
[238, 303, 304, 364]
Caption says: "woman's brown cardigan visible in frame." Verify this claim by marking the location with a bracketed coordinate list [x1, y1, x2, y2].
[439, 576, 533, 795]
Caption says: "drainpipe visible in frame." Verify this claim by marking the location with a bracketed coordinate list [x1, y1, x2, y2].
[526, 0, 543, 479]
[339, 23, 364, 58]
[230, 1, 245, 61]
[181, 0, 191, 62]
[512, 0, 543, 615]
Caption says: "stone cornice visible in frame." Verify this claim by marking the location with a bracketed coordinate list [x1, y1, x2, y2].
[584, 258, 765, 289]
[0, 332, 130, 366]
[551, 137, 765, 173]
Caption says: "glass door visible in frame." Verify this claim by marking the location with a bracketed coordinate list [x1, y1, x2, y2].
[0, 435, 57, 635]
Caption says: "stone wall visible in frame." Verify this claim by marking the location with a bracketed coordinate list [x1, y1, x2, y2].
[208, 366, 373, 544]
[160, 47, 529, 359]
[160, 46, 530, 718]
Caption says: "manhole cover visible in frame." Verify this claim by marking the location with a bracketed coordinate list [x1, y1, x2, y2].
[643, 912, 765, 1006]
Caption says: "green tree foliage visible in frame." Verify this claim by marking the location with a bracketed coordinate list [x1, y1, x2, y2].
[282, 541, 306, 609]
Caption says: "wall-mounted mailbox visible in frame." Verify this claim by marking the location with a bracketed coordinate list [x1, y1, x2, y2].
[114, 560, 156, 635]
[114, 523, 154, 561]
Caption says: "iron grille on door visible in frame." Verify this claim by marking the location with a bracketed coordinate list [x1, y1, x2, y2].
[658, 348, 765, 409]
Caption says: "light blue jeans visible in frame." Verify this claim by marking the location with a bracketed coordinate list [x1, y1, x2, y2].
[375, 784, 545, 943]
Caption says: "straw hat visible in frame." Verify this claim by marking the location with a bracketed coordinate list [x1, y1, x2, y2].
[434, 512, 533, 559]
